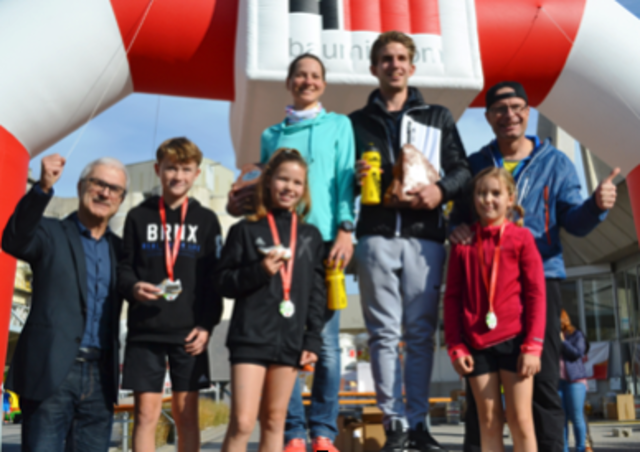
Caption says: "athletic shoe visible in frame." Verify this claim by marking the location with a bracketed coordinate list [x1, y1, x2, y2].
[407, 423, 448, 452]
[381, 419, 409, 452]
[312, 436, 339, 452]
[284, 438, 307, 452]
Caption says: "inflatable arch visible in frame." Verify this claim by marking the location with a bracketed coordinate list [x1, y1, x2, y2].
[1, 0, 640, 375]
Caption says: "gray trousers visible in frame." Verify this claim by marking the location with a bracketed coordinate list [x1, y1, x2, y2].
[355, 236, 445, 429]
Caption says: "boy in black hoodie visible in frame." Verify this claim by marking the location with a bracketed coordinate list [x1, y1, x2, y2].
[118, 138, 222, 452]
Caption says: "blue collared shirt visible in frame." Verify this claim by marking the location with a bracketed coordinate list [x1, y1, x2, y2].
[73, 214, 112, 350]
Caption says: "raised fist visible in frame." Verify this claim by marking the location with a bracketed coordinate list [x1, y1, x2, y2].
[39, 154, 66, 193]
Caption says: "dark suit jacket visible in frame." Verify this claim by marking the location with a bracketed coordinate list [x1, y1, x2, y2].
[1, 186, 123, 403]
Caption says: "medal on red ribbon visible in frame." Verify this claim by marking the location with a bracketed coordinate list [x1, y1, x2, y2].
[157, 197, 188, 301]
[267, 212, 297, 318]
[476, 222, 507, 330]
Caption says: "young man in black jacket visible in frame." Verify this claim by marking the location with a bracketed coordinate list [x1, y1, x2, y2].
[350, 31, 471, 452]
[118, 138, 223, 452]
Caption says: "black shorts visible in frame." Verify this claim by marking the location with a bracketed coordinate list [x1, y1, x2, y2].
[467, 336, 523, 377]
[229, 357, 295, 368]
[122, 342, 210, 393]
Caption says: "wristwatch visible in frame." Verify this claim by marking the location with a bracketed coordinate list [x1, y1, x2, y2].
[339, 221, 355, 232]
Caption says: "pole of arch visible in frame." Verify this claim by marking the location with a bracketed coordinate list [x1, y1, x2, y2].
[0, 127, 30, 388]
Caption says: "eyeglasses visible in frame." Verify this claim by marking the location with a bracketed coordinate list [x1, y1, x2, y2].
[85, 177, 126, 198]
[488, 104, 528, 116]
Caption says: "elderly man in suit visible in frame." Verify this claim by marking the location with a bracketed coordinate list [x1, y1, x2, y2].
[2, 153, 128, 452]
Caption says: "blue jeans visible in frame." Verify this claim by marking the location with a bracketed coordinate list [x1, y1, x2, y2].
[558, 379, 587, 452]
[285, 309, 341, 442]
[21, 360, 114, 452]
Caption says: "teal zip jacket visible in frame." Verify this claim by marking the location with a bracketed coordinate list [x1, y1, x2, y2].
[260, 110, 355, 242]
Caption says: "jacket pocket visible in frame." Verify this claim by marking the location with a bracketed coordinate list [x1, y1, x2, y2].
[543, 186, 551, 245]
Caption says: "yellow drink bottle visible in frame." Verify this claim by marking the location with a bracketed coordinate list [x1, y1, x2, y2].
[325, 262, 348, 310]
[361, 145, 382, 205]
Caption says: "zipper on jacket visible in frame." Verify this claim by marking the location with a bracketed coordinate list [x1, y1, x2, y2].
[379, 112, 401, 235]
[543, 186, 551, 245]
[518, 177, 530, 206]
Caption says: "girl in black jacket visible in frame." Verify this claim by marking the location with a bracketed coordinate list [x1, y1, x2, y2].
[215, 148, 326, 452]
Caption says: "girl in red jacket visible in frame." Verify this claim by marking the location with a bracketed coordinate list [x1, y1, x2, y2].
[444, 167, 546, 452]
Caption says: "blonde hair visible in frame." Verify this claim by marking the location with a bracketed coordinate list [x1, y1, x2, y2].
[370, 31, 416, 66]
[473, 167, 525, 226]
[249, 148, 311, 221]
[156, 137, 203, 166]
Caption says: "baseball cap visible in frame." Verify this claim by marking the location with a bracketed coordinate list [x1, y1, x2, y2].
[485, 81, 529, 110]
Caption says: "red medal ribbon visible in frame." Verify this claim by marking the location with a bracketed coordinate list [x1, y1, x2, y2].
[476, 222, 507, 316]
[159, 197, 188, 282]
[267, 212, 297, 301]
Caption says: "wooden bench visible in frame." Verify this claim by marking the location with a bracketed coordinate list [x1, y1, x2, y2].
[301, 392, 451, 406]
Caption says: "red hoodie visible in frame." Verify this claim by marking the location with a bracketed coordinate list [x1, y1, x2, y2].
[444, 221, 546, 364]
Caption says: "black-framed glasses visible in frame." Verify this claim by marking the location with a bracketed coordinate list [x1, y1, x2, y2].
[488, 104, 528, 116]
[85, 177, 126, 198]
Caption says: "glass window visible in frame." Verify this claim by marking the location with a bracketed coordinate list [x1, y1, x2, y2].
[583, 276, 617, 342]
[616, 272, 632, 340]
[631, 340, 640, 395]
[560, 280, 580, 329]
[632, 267, 640, 336]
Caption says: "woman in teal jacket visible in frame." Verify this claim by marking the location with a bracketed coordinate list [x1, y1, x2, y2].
[261, 53, 355, 452]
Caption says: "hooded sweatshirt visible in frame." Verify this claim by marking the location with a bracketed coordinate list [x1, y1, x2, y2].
[118, 196, 223, 343]
[260, 109, 355, 242]
[213, 210, 325, 365]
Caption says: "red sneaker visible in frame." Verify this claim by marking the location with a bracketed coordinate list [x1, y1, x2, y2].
[284, 438, 307, 452]
[312, 436, 339, 452]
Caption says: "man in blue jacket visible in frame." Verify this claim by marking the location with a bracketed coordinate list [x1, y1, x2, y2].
[2, 154, 127, 452]
[449, 81, 618, 452]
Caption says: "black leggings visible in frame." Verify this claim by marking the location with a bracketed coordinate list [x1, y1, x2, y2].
[463, 279, 565, 452]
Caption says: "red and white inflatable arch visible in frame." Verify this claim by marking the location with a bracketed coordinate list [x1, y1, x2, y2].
[1, 0, 640, 375]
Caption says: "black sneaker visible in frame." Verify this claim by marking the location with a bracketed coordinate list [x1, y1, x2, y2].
[381, 419, 409, 452]
[407, 423, 448, 452]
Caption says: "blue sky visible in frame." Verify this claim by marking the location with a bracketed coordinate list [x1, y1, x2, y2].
[30, 0, 639, 197]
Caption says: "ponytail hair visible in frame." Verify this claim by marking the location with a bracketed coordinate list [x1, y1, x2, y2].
[249, 148, 311, 222]
[473, 167, 525, 226]
[512, 204, 525, 227]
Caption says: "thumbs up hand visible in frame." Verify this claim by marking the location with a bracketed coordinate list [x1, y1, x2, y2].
[595, 167, 620, 211]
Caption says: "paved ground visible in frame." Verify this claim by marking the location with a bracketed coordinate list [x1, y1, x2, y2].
[3, 419, 639, 451]
[162, 420, 640, 452]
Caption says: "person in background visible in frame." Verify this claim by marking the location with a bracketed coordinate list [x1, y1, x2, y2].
[118, 138, 223, 452]
[351, 31, 470, 452]
[214, 148, 325, 452]
[444, 167, 546, 452]
[559, 309, 588, 452]
[449, 81, 619, 452]
[2, 154, 127, 451]
[258, 53, 355, 452]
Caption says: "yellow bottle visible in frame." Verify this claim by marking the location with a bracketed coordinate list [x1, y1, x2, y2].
[325, 262, 348, 310]
[361, 145, 382, 205]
